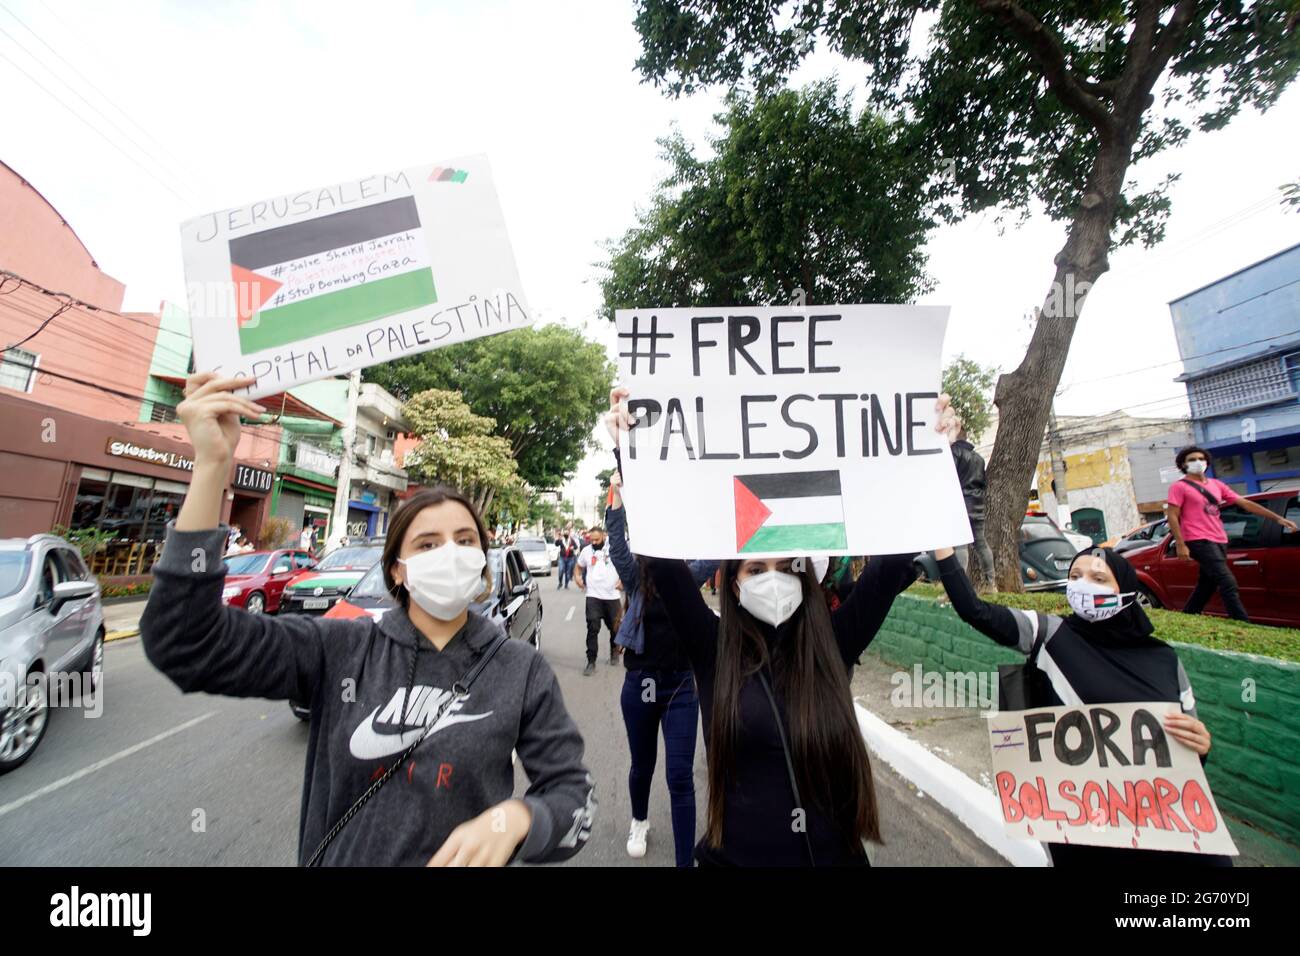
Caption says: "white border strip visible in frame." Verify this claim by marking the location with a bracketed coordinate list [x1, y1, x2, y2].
[855, 701, 1048, 867]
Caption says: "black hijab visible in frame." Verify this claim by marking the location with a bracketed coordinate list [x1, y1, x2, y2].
[1065, 547, 1157, 644]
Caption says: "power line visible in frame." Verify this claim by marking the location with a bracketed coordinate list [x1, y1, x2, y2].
[0, 41, 194, 204]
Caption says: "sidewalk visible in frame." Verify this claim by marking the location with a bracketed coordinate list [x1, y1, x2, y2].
[102, 597, 148, 640]
[851, 650, 1300, 867]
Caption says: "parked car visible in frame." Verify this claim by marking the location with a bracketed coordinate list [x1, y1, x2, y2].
[221, 549, 316, 614]
[515, 536, 552, 576]
[1104, 519, 1170, 555]
[279, 544, 384, 616]
[1023, 511, 1095, 553]
[0, 534, 104, 774]
[289, 546, 543, 719]
[914, 515, 1079, 591]
[1124, 490, 1299, 627]
[547, 538, 560, 566]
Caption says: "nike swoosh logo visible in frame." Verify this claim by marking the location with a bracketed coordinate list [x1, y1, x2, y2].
[348, 706, 493, 760]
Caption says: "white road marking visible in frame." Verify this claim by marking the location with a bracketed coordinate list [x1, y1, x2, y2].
[565, 607, 575, 622]
[0, 711, 217, 819]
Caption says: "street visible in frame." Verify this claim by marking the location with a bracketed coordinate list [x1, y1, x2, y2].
[0, 585, 1002, 867]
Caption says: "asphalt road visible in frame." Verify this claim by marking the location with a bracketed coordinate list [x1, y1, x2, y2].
[0, 581, 1002, 866]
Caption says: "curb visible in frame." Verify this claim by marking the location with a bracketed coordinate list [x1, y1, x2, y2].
[105, 629, 139, 642]
[854, 700, 1048, 867]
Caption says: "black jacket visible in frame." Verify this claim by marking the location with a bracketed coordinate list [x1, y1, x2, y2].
[951, 439, 986, 521]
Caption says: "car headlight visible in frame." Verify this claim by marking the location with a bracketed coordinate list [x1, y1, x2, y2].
[221, 586, 240, 602]
[1024, 567, 1039, 581]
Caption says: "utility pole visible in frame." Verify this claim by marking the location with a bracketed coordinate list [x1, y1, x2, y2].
[1047, 404, 1071, 531]
[327, 368, 361, 552]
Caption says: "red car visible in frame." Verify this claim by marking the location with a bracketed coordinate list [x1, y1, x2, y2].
[221, 548, 317, 615]
[1125, 490, 1300, 628]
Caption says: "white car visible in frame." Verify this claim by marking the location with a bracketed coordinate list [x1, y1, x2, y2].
[546, 539, 560, 565]
[515, 537, 552, 576]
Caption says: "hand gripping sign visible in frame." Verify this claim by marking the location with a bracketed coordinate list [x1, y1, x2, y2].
[988, 701, 1238, 855]
[181, 155, 530, 399]
[613, 305, 972, 559]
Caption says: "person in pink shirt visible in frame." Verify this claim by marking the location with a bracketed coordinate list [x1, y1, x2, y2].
[1166, 446, 1297, 621]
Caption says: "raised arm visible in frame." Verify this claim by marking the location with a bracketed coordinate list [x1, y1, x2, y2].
[644, 556, 720, 664]
[933, 549, 1045, 652]
[830, 553, 922, 664]
[604, 479, 639, 592]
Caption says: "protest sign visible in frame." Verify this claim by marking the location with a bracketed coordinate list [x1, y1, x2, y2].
[613, 305, 971, 559]
[988, 701, 1238, 855]
[181, 155, 530, 399]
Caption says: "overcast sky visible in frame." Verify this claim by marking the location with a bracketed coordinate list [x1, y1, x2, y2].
[3, 0, 1298, 504]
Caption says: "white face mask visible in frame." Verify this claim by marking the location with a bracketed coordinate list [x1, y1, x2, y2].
[1066, 577, 1134, 622]
[738, 570, 804, 627]
[398, 542, 487, 621]
[1184, 459, 1208, 475]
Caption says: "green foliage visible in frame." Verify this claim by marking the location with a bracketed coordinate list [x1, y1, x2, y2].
[599, 80, 933, 315]
[365, 325, 614, 489]
[401, 389, 523, 513]
[906, 582, 1300, 661]
[596, 467, 616, 493]
[942, 355, 998, 443]
[52, 525, 118, 560]
[633, 1, 1300, 251]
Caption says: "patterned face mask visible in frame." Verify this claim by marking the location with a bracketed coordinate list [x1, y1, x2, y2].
[1066, 577, 1134, 622]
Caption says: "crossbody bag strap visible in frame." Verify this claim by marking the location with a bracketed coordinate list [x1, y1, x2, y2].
[757, 669, 817, 867]
[306, 632, 509, 867]
[1179, 477, 1222, 509]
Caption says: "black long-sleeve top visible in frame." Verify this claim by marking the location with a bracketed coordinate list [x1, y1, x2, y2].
[646, 552, 918, 866]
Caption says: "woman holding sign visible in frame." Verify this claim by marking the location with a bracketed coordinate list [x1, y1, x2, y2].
[931, 544, 1230, 867]
[608, 386, 961, 866]
[140, 372, 595, 867]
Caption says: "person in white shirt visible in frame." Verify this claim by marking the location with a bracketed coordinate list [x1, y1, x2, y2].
[300, 524, 315, 552]
[574, 526, 622, 675]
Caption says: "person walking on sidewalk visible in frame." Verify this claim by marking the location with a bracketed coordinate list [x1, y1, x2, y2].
[950, 428, 995, 590]
[929, 542, 1229, 867]
[1166, 445, 1296, 622]
[605, 463, 716, 865]
[140, 372, 595, 867]
[607, 385, 962, 866]
[575, 525, 621, 675]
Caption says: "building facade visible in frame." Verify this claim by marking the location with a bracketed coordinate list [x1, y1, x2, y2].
[1170, 241, 1300, 494]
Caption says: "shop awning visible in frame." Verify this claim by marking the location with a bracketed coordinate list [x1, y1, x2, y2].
[154, 375, 341, 425]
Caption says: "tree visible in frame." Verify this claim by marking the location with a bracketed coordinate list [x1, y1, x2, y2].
[401, 389, 523, 517]
[365, 326, 615, 489]
[942, 355, 999, 443]
[600, 80, 934, 315]
[632, 0, 1300, 589]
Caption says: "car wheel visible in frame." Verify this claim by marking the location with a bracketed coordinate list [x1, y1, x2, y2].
[1136, 586, 1161, 610]
[246, 592, 266, 615]
[531, 615, 542, 650]
[81, 628, 105, 693]
[0, 670, 50, 774]
[289, 700, 310, 721]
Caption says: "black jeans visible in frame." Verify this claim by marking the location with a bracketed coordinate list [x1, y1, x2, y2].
[1183, 540, 1250, 622]
[585, 597, 621, 662]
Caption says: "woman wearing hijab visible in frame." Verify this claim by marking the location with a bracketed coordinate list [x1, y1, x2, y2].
[140, 372, 595, 866]
[931, 544, 1230, 867]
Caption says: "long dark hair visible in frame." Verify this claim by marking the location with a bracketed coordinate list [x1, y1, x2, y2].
[705, 559, 881, 850]
[381, 486, 491, 610]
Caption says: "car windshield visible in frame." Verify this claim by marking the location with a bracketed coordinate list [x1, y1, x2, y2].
[1020, 521, 1064, 542]
[225, 553, 271, 575]
[487, 550, 503, 592]
[318, 546, 383, 570]
[0, 551, 31, 599]
[348, 562, 389, 599]
[517, 538, 547, 551]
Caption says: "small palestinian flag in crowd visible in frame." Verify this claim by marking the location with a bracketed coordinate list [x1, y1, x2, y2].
[734, 470, 848, 553]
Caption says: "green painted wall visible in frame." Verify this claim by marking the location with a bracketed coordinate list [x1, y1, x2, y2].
[866, 594, 1300, 849]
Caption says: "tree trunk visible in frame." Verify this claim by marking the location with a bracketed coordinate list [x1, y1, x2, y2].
[984, 139, 1135, 592]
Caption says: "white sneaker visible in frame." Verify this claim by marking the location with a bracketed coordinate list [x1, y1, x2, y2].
[626, 819, 649, 858]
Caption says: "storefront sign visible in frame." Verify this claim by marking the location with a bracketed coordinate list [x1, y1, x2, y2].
[105, 438, 194, 472]
[233, 463, 273, 494]
[296, 442, 340, 476]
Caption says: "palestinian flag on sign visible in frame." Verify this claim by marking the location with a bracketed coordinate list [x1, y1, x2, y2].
[734, 470, 848, 553]
[230, 196, 437, 354]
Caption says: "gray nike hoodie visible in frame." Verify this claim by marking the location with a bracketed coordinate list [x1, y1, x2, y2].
[140, 524, 595, 866]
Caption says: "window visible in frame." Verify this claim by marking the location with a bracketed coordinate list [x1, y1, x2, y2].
[0, 552, 32, 599]
[72, 470, 110, 530]
[1282, 497, 1300, 547]
[293, 553, 315, 569]
[144, 480, 187, 539]
[0, 347, 38, 392]
[37, 551, 64, 608]
[57, 548, 89, 581]
[1219, 505, 1266, 549]
[1253, 445, 1300, 476]
[270, 555, 294, 574]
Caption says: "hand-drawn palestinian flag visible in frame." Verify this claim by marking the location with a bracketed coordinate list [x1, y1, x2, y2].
[230, 196, 437, 354]
[734, 470, 848, 552]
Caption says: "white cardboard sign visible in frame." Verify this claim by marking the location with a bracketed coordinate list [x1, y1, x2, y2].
[614, 305, 972, 559]
[181, 154, 530, 399]
[988, 701, 1238, 855]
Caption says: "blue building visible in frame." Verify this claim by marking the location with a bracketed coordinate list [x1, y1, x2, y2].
[1169, 241, 1300, 494]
